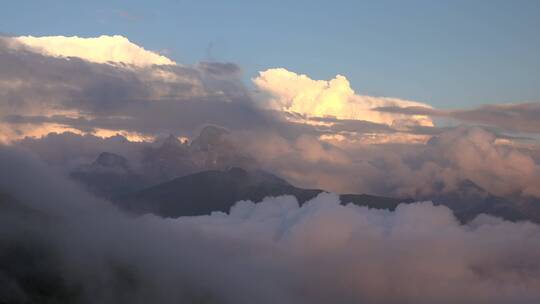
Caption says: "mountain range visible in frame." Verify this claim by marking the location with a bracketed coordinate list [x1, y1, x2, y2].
[66, 126, 540, 223]
[116, 167, 406, 217]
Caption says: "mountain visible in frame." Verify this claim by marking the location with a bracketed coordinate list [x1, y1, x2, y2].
[190, 125, 230, 152]
[140, 126, 256, 183]
[414, 179, 534, 223]
[189, 126, 256, 170]
[69, 126, 258, 199]
[92, 151, 131, 173]
[115, 167, 540, 223]
[0, 191, 46, 221]
[140, 134, 196, 183]
[68, 128, 539, 223]
[70, 152, 147, 199]
[116, 167, 408, 218]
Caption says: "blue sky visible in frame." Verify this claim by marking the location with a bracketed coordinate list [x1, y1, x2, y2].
[1, 0, 539, 109]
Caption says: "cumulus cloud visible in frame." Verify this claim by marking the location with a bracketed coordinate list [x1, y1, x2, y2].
[2, 33, 540, 211]
[0, 35, 262, 141]
[228, 126, 540, 201]
[424, 127, 540, 197]
[7, 35, 176, 67]
[0, 35, 440, 145]
[253, 68, 434, 127]
[1, 147, 540, 304]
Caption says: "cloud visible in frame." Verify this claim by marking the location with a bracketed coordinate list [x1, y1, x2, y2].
[7, 35, 176, 67]
[0, 36, 263, 141]
[253, 68, 434, 127]
[15, 132, 146, 170]
[2, 31, 540, 303]
[376, 102, 540, 134]
[426, 127, 540, 197]
[1, 147, 540, 303]
[229, 126, 540, 200]
[0, 35, 438, 145]
[2, 33, 540, 205]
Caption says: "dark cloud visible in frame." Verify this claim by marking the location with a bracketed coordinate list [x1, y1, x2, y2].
[197, 61, 242, 77]
[297, 115, 396, 134]
[375, 102, 540, 134]
[15, 132, 145, 170]
[0, 37, 261, 137]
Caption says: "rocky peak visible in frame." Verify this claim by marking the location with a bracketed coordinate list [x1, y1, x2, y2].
[190, 125, 229, 151]
[92, 152, 130, 171]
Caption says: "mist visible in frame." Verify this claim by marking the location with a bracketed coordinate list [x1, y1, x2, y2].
[1, 146, 540, 304]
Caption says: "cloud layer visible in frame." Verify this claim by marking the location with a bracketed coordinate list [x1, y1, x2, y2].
[376, 102, 540, 134]
[1, 147, 540, 304]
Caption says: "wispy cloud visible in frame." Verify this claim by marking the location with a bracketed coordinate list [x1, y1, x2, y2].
[375, 102, 540, 134]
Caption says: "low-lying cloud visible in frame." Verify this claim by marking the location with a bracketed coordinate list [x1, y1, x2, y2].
[1, 146, 540, 304]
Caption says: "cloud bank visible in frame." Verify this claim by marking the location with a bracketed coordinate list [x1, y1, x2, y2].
[376, 102, 540, 134]
[1, 147, 540, 304]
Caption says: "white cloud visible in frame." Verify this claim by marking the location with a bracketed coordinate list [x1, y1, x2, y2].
[253, 68, 433, 127]
[10, 35, 176, 67]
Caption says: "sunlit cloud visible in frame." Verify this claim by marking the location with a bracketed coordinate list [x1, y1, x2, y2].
[92, 128, 155, 142]
[253, 68, 434, 127]
[8, 35, 176, 67]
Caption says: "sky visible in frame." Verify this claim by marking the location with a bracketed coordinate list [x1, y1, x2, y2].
[1, 0, 539, 109]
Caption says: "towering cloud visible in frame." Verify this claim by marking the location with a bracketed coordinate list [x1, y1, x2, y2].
[253, 68, 433, 127]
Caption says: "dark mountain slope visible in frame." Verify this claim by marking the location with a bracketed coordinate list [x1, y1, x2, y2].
[70, 152, 147, 199]
[415, 180, 534, 223]
[117, 168, 408, 218]
[116, 167, 539, 224]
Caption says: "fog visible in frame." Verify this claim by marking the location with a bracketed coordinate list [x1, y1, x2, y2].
[1, 146, 540, 304]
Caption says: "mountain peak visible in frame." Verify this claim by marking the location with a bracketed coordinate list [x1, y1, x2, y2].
[162, 134, 184, 147]
[190, 125, 229, 151]
[93, 152, 129, 171]
[227, 167, 248, 177]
